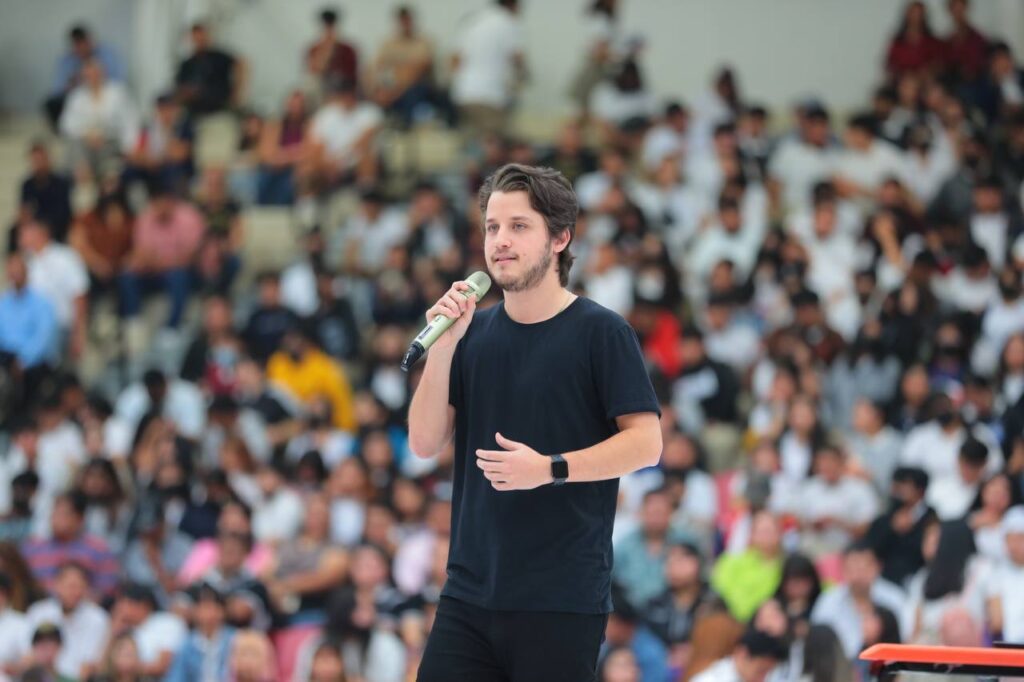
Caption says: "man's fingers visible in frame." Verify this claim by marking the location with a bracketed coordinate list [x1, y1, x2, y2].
[476, 449, 509, 461]
[494, 432, 524, 449]
[475, 459, 506, 474]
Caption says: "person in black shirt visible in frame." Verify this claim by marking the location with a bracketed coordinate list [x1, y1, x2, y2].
[409, 163, 662, 682]
[242, 271, 299, 363]
[175, 23, 244, 116]
[19, 142, 72, 245]
[865, 466, 936, 587]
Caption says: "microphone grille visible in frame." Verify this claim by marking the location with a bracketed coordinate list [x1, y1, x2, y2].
[465, 271, 492, 299]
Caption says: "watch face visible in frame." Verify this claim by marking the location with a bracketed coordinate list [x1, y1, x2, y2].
[552, 458, 569, 480]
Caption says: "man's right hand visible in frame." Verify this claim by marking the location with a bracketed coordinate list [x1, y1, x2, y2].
[424, 281, 477, 351]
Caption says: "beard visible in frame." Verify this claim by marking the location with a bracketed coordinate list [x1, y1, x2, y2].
[491, 238, 554, 292]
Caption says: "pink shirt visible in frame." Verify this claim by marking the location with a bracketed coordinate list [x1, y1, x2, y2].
[177, 539, 273, 585]
[134, 201, 206, 270]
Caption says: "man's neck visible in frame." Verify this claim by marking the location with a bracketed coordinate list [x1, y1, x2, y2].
[671, 582, 700, 605]
[502, 276, 571, 324]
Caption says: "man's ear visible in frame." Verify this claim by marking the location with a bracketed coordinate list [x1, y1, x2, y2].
[553, 228, 572, 254]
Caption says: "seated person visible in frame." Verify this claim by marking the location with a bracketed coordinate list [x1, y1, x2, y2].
[175, 23, 245, 117]
[118, 186, 206, 331]
[303, 78, 382, 197]
[69, 191, 133, 294]
[19, 142, 72, 244]
[304, 7, 359, 102]
[45, 24, 126, 131]
[59, 58, 139, 182]
[257, 90, 310, 206]
[125, 92, 195, 196]
[194, 166, 243, 295]
[365, 6, 440, 128]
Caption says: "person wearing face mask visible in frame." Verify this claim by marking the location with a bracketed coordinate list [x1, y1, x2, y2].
[900, 394, 1002, 504]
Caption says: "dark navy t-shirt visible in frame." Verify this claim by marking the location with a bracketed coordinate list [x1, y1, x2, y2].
[442, 296, 660, 614]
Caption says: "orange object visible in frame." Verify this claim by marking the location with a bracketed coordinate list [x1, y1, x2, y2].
[861, 643, 1024, 678]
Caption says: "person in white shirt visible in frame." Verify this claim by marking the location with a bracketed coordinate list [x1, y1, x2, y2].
[589, 59, 658, 147]
[0, 573, 31, 676]
[798, 445, 879, 558]
[900, 395, 1001, 496]
[701, 292, 761, 374]
[846, 399, 904, 496]
[26, 562, 110, 680]
[690, 628, 789, 682]
[59, 58, 138, 182]
[832, 114, 905, 217]
[335, 189, 409, 276]
[969, 177, 1013, 272]
[114, 370, 206, 441]
[450, 0, 525, 137]
[641, 102, 689, 173]
[250, 463, 304, 544]
[583, 242, 633, 317]
[927, 437, 990, 521]
[768, 105, 836, 215]
[686, 194, 767, 299]
[307, 79, 383, 190]
[17, 219, 88, 361]
[899, 122, 956, 205]
[810, 543, 906, 659]
[985, 506, 1024, 642]
[108, 583, 188, 678]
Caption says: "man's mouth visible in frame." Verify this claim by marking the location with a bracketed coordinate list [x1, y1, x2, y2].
[493, 255, 517, 263]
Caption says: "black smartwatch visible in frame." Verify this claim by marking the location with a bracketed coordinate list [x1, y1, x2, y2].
[550, 453, 568, 486]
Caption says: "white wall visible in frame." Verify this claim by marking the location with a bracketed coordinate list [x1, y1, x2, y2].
[2, 0, 1024, 120]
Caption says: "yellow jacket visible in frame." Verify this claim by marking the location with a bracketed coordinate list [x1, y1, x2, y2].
[266, 349, 357, 433]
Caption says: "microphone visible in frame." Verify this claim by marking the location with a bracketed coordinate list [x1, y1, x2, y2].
[400, 271, 492, 372]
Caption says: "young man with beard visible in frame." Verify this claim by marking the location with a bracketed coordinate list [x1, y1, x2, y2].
[409, 163, 662, 681]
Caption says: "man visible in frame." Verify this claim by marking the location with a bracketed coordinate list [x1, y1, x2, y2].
[125, 93, 195, 195]
[25, 562, 110, 680]
[307, 78, 383, 191]
[45, 24, 125, 131]
[118, 186, 206, 332]
[21, 493, 119, 597]
[810, 542, 906, 658]
[690, 628, 789, 682]
[865, 466, 935, 586]
[19, 142, 72, 244]
[165, 583, 236, 682]
[450, 0, 526, 138]
[0, 253, 57, 375]
[409, 164, 662, 681]
[107, 583, 187, 678]
[175, 23, 244, 116]
[305, 7, 359, 96]
[18, 219, 88, 361]
[367, 6, 438, 127]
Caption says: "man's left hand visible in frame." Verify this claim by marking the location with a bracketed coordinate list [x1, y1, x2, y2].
[476, 432, 553, 491]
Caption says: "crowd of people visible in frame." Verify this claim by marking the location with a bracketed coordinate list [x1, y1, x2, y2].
[2, 0, 1024, 680]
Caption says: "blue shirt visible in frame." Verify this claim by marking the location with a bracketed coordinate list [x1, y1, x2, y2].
[165, 627, 236, 682]
[52, 43, 125, 94]
[0, 287, 56, 368]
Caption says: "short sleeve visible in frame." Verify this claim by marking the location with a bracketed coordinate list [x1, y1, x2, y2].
[592, 324, 660, 422]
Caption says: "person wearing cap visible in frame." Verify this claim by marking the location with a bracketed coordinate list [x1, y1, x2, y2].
[690, 627, 790, 682]
[267, 325, 356, 433]
[25, 561, 109, 680]
[0, 571, 31, 676]
[984, 506, 1024, 642]
[106, 582, 187, 678]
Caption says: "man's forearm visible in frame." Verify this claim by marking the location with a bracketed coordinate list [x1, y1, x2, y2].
[563, 420, 661, 483]
[407, 345, 456, 458]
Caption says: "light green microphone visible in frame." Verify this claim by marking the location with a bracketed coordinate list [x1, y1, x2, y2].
[400, 271, 492, 372]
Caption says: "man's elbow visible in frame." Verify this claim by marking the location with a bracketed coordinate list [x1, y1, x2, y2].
[642, 428, 663, 468]
[407, 432, 442, 459]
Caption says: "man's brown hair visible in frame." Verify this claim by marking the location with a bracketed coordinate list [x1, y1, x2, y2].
[477, 163, 578, 286]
